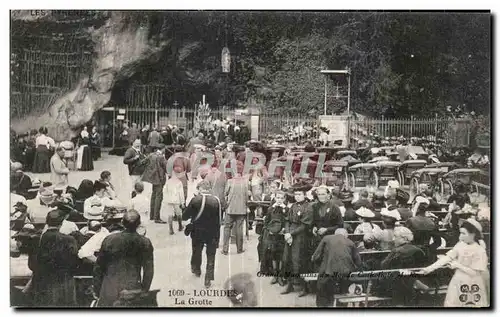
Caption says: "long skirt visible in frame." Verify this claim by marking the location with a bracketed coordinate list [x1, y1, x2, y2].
[77, 146, 94, 171]
[32, 274, 77, 307]
[32, 145, 51, 173]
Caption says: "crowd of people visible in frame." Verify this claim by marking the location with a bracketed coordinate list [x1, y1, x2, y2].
[11, 126, 102, 174]
[9, 117, 490, 308]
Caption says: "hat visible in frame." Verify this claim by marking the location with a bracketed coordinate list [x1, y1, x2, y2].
[355, 207, 375, 218]
[371, 148, 381, 154]
[132, 139, 141, 147]
[465, 218, 483, 234]
[11, 193, 27, 209]
[415, 196, 430, 205]
[380, 207, 401, 220]
[86, 205, 104, 220]
[39, 186, 56, 206]
[11, 162, 23, 172]
[290, 181, 313, 193]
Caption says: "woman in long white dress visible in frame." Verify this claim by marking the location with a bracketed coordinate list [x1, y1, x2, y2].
[418, 218, 489, 307]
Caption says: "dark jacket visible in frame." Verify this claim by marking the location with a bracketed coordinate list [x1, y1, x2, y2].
[312, 234, 361, 276]
[406, 215, 441, 250]
[94, 231, 154, 307]
[182, 193, 221, 244]
[378, 243, 428, 305]
[123, 147, 146, 176]
[30, 228, 79, 307]
[141, 152, 168, 185]
[148, 131, 163, 147]
[381, 243, 427, 269]
[311, 200, 344, 236]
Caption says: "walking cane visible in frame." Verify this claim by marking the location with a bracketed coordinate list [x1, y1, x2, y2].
[245, 210, 249, 240]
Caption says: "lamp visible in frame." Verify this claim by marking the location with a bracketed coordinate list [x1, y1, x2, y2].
[222, 47, 231, 73]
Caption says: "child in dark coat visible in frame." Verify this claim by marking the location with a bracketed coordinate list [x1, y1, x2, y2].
[262, 190, 288, 285]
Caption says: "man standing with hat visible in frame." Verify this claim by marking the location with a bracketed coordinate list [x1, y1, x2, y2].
[142, 143, 168, 223]
[50, 145, 70, 189]
[123, 139, 147, 193]
[281, 182, 313, 295]
[93, 210, 154, 307]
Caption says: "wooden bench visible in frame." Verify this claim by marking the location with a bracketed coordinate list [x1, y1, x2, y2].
[302, 267, 428, 307]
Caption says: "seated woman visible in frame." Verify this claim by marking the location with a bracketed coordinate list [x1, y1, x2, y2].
[354, 207, 381, 250]
[374, 227, 427, 306]
[78, 220, 110, 262]
[83, 181, 113, 221]
[11, 194, 31, 232]
[447, 183, 471, 209]
[406, 199, 442, 261]
[364, 206, 401, 251]
[99, 170, 117, 199]
[354, 207, 381, 234]
[10, 163, 34, 199]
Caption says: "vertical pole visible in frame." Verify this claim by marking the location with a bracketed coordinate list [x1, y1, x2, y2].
[155, 108, 159, 128]
[435, 113, 438, 143]
[410, 115, 414, 141]
[324, 75, 327, 116]
[112, 108, 116, 149]
[347, 71, 351, 148]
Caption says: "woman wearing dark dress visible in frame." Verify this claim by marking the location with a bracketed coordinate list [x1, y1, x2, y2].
[74, 179, 95, 214]
[29, 210, 79, 307]
[77, 127, 94, 171]
[90, 126, 101, 160]
[24, 130, 38, 172]
[32, 127, 55, 173]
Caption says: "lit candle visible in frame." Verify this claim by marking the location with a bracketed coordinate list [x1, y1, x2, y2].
[203, 95, 205, 105]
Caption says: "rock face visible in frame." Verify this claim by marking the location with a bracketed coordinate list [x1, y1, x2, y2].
[11, 11, 170, 141]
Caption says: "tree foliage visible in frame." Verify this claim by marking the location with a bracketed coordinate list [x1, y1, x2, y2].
[164, 12, 490, 118]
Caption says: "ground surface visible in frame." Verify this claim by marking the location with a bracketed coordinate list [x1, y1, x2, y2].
[15, 153, 317, 307]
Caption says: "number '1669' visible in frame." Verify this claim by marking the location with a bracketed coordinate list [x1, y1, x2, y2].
[168, 290, 185, 297]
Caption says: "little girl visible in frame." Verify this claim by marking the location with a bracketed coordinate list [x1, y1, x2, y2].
[419, 218, 489, 307]
[262, 190, 287, 286]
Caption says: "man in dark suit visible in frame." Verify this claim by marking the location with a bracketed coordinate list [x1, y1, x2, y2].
[183, 180, 221, 288]
[311, 228, 361, 307]
[352, 190, 374, 211]
[142, 144, 168, 223]
[123, 139, 146, 193]
[93, 210, 154, 307]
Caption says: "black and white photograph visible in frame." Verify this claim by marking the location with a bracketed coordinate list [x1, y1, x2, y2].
[9, 9, 491, 308]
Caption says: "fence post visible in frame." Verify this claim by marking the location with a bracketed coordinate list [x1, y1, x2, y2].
[381, 116, 385, 138]
[434, 113, 438, 142]
[410, 115, 414, 139]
